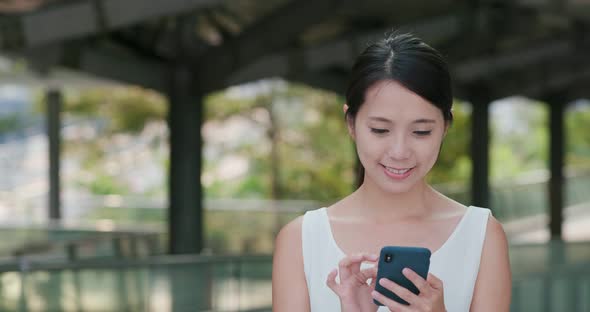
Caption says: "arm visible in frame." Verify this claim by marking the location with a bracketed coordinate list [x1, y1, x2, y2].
[272, 216, 310, 312]
[470, 216, 512, 311]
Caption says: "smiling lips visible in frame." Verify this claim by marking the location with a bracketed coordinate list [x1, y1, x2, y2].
[383, 165, 415, 180]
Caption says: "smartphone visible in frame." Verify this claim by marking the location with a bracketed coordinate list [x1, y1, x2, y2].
[373, 246, 431, 306]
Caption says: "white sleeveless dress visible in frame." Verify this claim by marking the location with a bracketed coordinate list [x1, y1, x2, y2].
[302, 206, 491, 312]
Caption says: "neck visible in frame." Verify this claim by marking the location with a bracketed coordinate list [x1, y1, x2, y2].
[351, 177, 436, 222]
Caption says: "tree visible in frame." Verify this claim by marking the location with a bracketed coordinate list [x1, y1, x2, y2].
[33, 86, 168, 196]
[428, 100, 472, 185]
[566, 102, 590, 167]
[203, 79, 355, 203]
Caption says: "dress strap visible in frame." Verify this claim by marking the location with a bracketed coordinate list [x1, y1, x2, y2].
[461, 206, 491, 307]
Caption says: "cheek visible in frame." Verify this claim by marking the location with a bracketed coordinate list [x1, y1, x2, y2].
[354, 132, 383, 161]
[418, 138, 444, 163]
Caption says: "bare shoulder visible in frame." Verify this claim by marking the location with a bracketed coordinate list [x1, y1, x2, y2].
[480, 214, 510, 273]
[272, 216, 310, 311]
[481, 214, 509, 257]
[273, 216, 304, 271]
[470, 214, 512, 312]
[485, 215, 508, 245]
[274, 215, 304, 250]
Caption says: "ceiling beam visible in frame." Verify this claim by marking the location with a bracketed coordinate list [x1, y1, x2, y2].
[452, 39, 573, 83]
[224, 13, 462, 89]
[0, 0, 220, 49]
[502, 0, 590, 15]
[483, 52, 590, 100]
[228, 17, 589, 102]
[196, 0, 352, 92]
[75, 44, 168, 92]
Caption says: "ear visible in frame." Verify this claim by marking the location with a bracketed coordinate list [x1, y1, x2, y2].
[344, 104, 356, 141]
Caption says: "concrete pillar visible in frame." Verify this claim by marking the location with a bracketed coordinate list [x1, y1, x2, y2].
[46, 89, 62, 220]
[545, 94, 567, 241]
[469, 87, 492, 208]
[167, 65, 203, 254]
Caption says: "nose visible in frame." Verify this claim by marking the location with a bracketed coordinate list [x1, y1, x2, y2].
[386, 134, 411, 160]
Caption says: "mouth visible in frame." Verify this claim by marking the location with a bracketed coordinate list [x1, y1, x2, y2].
[381, 165, 415, 180]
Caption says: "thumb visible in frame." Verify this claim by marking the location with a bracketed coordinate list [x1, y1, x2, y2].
[326, 268, 340, 293]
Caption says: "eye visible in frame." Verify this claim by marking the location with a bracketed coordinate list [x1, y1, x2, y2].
[370, 128, 389, 134]
[413, 130, 432, 136]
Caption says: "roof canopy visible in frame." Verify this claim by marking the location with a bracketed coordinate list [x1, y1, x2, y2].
[1, 0, 589, 100]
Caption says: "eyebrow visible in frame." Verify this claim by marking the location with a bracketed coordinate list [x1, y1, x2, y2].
[413, 118, 437, 124]
[368, 117, 437, 124]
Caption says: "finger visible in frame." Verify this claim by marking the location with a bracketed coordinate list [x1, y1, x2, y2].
[371, 289, 410, 311]
[358, 253, 379, 267]
[339, 253, 378, 267]
[339, 253, 377, 279]
[366, 253, 379, 262]
[402, 268, 429, 294]
[338, 254, 360, 280]
[326, 269, 340, 293]
[360, 266, 377, 280]
[378, 278, 419, 306]
[358, 266, 378, 285]
[427, 273, 444, 290]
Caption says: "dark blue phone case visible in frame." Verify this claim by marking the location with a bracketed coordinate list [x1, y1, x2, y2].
[373, 246, 431, 306]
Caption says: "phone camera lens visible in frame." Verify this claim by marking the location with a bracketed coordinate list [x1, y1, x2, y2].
[384, 254, 393, 263]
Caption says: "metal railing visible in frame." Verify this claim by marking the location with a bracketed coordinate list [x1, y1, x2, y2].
[1, 240, 590, 311]
[0, 254, 272, 312]
[0, 223, 164, 262]
[510, 240, 590, 311]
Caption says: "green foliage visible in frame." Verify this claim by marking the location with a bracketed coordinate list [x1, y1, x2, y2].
[85, 174, 129, 195]
[32, 86, 168, 197]
[32, 86, 166, 134]
[566, 103, 590, 167]
[428, 101, 472, 185]
[0, 114, 20, 135]
[490, 99, 549, 179]
[64, 86, 167, 134]
[205, 91, 262, 120]
[204, 80, 354, 203]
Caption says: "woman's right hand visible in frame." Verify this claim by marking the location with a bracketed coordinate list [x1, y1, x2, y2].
[326, 253, 379, 312]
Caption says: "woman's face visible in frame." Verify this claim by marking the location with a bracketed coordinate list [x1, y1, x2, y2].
[348, 80, 447, 194]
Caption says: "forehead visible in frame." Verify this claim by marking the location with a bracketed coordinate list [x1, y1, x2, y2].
[360, 80, 441, 119]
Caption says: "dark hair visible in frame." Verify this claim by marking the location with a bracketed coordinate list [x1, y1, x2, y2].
[345, 32, 453, 186]
[346, 32, 453, 122]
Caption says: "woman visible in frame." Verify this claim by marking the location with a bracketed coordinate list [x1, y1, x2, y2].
[272, 32, 511, 311]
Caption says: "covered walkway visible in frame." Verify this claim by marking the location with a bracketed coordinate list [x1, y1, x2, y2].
[1, 1, 590, 311]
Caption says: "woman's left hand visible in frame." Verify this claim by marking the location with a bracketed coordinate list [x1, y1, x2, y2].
[371, 268, 446, 312]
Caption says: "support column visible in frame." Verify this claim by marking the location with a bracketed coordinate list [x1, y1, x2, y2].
[469, 88, 491, 208]
[547, 97, 566, 241]
[47, 89, 62, 220]
[167, 65, 203, 254]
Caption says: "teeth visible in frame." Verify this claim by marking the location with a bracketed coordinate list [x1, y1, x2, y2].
[386, 167, 411, 175]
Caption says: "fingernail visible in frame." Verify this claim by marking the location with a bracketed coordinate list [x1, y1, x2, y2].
[371, 291, 379, 297]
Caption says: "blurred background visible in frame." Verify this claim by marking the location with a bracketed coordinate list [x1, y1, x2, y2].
[0, 0, 590, 311]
